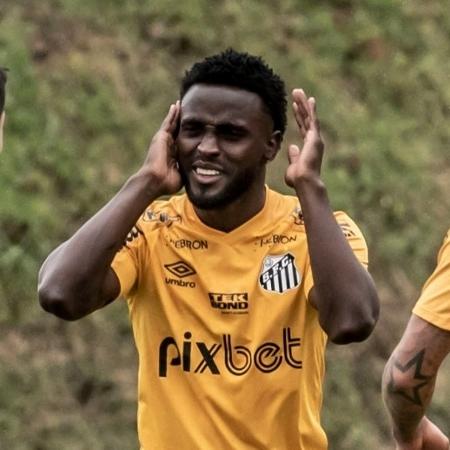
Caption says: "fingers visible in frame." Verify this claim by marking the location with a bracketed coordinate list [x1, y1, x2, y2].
[160, 100, 180, 134]
[292, 89, 319, 136]
[287, 144, 300, 164]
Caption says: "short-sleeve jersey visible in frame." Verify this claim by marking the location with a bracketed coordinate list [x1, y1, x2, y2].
[111, 188, 368, 450]
[413, 230, 450, 331]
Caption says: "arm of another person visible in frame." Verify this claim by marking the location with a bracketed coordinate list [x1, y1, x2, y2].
[382, 314, 450, 450]
[285, 89, 379, 344]
[38, 102, 181, 320]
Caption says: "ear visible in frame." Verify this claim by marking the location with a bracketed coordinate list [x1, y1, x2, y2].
[263, 130, 282, 162]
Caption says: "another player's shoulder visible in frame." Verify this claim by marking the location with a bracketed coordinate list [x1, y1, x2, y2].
[436, 228, 450, 261]
[443, 229, 450, 245]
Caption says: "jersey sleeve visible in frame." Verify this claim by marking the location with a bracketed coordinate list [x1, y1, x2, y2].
[413, 230, 450, 331]
[111, 224, 145, 299]
[303, 211, 369, 298]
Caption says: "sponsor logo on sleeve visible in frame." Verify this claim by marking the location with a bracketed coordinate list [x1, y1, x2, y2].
[339, 222, 356, 238]
[164, 261, 196, 288]
[292, 207, 304, 225]
[123, 225, 143, 246]
[259, 253, 301, 293]
[142, 209, 181, 227]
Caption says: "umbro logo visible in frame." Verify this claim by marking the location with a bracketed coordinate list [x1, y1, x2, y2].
[164, 261, 196, 288]
[164, 261, 196, 278]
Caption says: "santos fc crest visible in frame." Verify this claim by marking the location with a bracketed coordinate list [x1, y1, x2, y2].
[259, 253, 301, 294]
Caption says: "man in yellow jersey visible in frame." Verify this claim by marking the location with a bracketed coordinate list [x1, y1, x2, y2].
[383, 231, 450, 450]
[38, 49, 379, 449]
[0, 67, 7, 152]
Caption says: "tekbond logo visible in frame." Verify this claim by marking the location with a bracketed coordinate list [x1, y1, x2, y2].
[164, 261, 196, 288]
[259, 253, 301, 294]
[209, 292, 249, 314]
[158, 328, 302, 377]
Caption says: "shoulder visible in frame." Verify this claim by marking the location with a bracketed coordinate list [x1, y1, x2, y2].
[137, 194, 186, 230]
[437, 229, 450, 258]
[266, 188, 302, 222]
[333, 210, 366, 240]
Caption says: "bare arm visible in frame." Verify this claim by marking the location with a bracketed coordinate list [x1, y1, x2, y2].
[285, 89, 379, 344]
[382, 314, 450, 450]
[38, 102, 181, 320]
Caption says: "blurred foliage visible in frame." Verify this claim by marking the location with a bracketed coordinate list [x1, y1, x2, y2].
[0, 0, 449, 448]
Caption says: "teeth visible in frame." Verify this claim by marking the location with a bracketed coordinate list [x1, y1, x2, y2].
[196, 167, 220, 176]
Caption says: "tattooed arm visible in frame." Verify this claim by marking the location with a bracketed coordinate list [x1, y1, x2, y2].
[382, 314, 450, 450]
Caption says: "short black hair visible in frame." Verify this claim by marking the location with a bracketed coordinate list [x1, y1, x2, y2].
[180, 49, 287, 137]
[0, 67, 8, 113]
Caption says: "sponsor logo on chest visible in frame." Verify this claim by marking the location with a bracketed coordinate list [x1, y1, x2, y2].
[159, 328, 302, 377]
[258, 234, 297, 247]
[209, 292, 249, 314]
[168, 238, 208, 250]
[164, 261, 196, 288]
[259, 253, 301, 293]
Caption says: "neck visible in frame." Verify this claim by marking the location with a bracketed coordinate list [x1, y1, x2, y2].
[193, 180, 267, 233]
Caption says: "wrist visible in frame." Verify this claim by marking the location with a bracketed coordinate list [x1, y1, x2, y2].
[293, 174, 327, 198]
[392, 417, 424, 444]
[127, 168, 164, 203]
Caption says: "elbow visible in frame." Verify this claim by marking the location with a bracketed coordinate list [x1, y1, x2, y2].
[38, 283, 85, 321]
[328, 304, 379, 345]
[328, 317, 376, 344]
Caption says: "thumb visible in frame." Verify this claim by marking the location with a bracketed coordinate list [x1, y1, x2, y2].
[288, 144, 300, 164]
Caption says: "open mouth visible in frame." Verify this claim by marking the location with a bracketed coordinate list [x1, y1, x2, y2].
[192, 165, 223, 184]
[195, 167, 221, 176]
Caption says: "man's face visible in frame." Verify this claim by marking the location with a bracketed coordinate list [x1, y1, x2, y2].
[0, 112, 4, 152]
[176, 84, 278, 210]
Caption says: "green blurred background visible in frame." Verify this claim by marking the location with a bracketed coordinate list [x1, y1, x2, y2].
[1, 0, 449, 448]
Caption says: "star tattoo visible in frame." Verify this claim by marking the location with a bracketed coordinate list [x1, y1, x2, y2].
[388, 349, 432, 406]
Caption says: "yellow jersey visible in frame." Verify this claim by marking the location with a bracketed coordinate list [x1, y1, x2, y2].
[111, 188, 368, 450]
[413, 230, 450, 331]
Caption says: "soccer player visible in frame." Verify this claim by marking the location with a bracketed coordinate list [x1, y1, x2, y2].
[38, 49, 379, 449]
[382, 231, 450, 450]
[0, 67, 7, 152]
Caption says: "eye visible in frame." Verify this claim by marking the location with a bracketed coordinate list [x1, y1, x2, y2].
[180, 121, 203, 137]
[217, 125, 246, 139]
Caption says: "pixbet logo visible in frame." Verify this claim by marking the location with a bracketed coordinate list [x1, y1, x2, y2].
[158, 328, 302, 377]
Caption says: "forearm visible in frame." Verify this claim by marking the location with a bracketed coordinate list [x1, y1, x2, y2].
[38, 169, 161, 316]
[382, 353, 434, 441]
[294, 176, 378, 343]
[382, 316, 450, 443]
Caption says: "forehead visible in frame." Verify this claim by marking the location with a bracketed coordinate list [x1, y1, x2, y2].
[180, 84, 270, 126]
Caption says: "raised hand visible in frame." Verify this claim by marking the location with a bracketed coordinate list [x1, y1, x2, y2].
[285, 89, 324, 189]
[142, 101, 182, 196]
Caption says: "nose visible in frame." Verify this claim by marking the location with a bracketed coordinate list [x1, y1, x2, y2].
[197, 131, 219, 156]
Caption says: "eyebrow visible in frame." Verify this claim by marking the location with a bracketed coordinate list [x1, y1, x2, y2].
[180, 117, 248, 129]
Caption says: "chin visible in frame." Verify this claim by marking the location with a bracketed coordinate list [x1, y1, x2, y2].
[185, 186, 233, 210]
